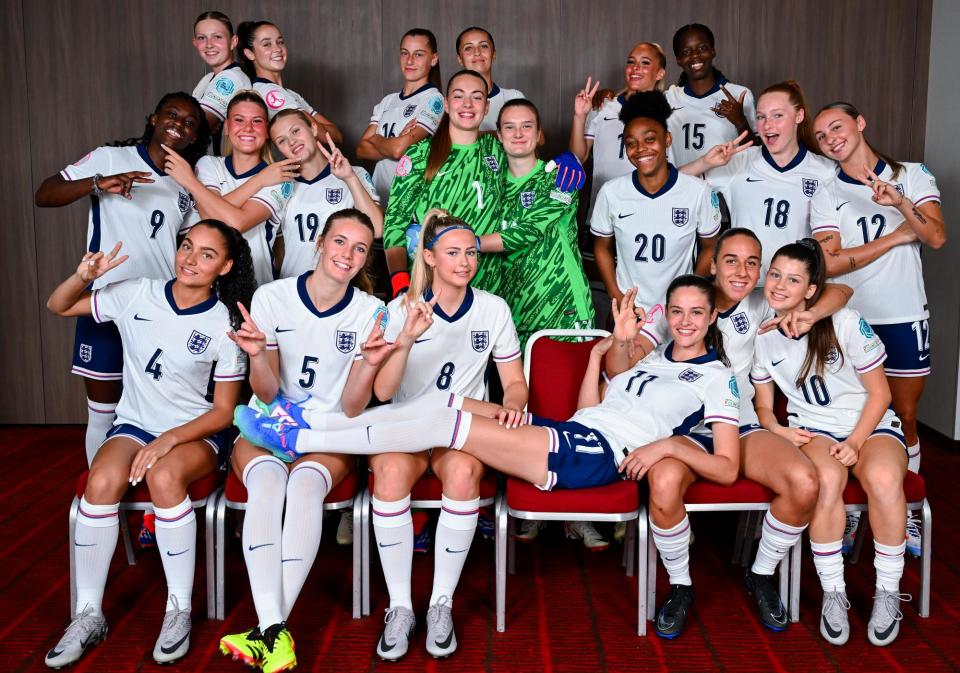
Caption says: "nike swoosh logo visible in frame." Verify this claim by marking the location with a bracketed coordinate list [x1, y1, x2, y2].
[672, 106, 684, 110]
[873, 619, 897, 640]
[437, 170, 451, 178]
[74, 542, 97, 547]
[166, 549, 189, 557]
[444, 547, 468, 554]
[414, 338, 431, 343]
[379, 541, 401, 548]
[379, 633, 396, 652]
[772, 359, 785, 366]
[618, 212, 634, 219]
[248, 543, 274, 551]
[80, 631, 100, 649]
[282, 558, 304, 563]
[822, 615, 842, 639]
[918, 354, 929, 361]
[48, 648, 64, 657]
[160, 632, 190, 654]
[433, 629, 454, 648]
[602, 116, 617, 121]
[134, 314, 151, 321]
[745, 177, 763, 183]
[836, 201, 849, 211]
[276, 327, 295, 333]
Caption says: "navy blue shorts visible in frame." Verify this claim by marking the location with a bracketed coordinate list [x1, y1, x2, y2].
[685, 423, 764, 453]
[872, 320, 931, 378]
[798, 420, 906, 452]
[72, 316, 123, 380]
[105, 423, 236, 468]
[529, 416, 619, 491]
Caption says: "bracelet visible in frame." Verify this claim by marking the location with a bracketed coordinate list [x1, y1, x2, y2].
[91, 174, 104, 197]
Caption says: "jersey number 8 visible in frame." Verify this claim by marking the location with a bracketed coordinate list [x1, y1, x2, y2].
[436, 361, 456, 390]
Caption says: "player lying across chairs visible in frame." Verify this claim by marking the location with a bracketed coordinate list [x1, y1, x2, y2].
[234, 275, 743, 632]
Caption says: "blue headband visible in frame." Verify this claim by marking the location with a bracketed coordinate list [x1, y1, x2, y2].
[425, 224, 480, 251]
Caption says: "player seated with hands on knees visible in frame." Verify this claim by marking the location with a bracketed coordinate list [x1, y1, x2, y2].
[43, 221, 254, 668]
[751, 239, 912, 648]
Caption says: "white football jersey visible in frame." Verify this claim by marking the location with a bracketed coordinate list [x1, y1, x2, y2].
[810, 161, 940, 324]
[278, 167, 380, 278]
[194, 155, 292, 286]
[61, 145, 194, 290]
[252, 78, 317, 119]
[751, 307, 896, 433]
[665, 79, 756, 167]
[481, 84, 525, 131]
[572, 344, 739, 466]
[384, 287, 521, 402]
[705, 146, 836, 278]
[192, 63, 251, 123]
[253, 274, 384, 413]
[584, 95, 634, 215]
[642, 288, 774, 428]
[590, 166, 722, 309]
[92, 278, 246, 434]
[369, 84, 445, 203]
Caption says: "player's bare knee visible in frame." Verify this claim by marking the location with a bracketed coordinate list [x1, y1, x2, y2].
[786, 464, 819, 510]
[647, 463, 684, 511]
[372, 460, 417, 501]
[439, 458, 482, 499]
[859, 463, 904, 505]
[815, 466, 846, 506]
[145, 464, 185, 505]
[85, 464, 127, 503]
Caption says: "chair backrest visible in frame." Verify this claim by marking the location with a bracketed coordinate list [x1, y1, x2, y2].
[525, 329, 610, 421]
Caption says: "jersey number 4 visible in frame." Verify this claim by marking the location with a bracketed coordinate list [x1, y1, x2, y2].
[145, 348, 164, 381]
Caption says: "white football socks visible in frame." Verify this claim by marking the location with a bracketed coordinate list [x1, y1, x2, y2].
[74, 498, 119, 615]
[242, 455, 288, 629]
[372, 495, 414, 610]
[280, 462, 331, 620]
[154, 497, 196, 612]
[430, 495, 479, 607]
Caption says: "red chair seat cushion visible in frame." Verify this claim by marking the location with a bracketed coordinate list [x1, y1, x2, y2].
[225, 467, 360, 504]
[506, 477, 638, 514]
[368, 472, 498, 501]
[842, 472, 926, 505]
[75, 469, 221, 502]
[684, 478, 774, 505]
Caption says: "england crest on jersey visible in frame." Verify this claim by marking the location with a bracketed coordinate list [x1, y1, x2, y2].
[402, 104, 417, 118]
[731, 311, 750, 334]
[326, 188, 343, 204]
[802, 178, 818, 197]
[336, 330, 356, 354]
[678, 368, 702, 383]
[471, 330, 489, 352]
[825, 346, 840, 365]
[894, 183, 905, 196]
[671, 208, 689, 226]
[178, 191, 192, 214]
[79, 343, 93, 363]
[520, 191, 536, 209]
[187, 330, 212, 355]
[484, 155, 500, 172]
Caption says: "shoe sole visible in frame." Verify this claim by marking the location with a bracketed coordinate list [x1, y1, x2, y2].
[655, 628, 683, 640]
[219, 642, 259, 667]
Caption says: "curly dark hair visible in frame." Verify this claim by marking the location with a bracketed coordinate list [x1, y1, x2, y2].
[190, 219, 257, 329]
[619, 89, 673, 131]
[108, 92, 210, 167]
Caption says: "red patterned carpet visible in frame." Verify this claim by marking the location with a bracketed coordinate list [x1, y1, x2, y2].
[3, 426, 958, 672]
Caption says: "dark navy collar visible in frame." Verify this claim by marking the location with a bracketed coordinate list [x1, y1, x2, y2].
[222, 62, 242, 72]
[761, 144, 807, 173]
[252, 76, 277, 85]
[665, 343, 719, 364]
[717, 299, 743, 319]
[399, 82, 439, 100]
[424, 287, 474, 323]
[225, 155, 267, 180]
[777, 325, 805, 341]
[683, 75, 727, 99]
[136, 144, 165, 176]
[838, 159, 885, 185]
[632, 164, 679, 198]
[164, 279, 218, 315]
[296, 164, 331, 185]
[489, 83, 501, 98]
[617, 92, 629, 106]
[297, 272, 355, 318]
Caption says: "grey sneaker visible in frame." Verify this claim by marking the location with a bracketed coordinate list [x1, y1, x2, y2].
[376, 606, 415, 661]
[514, 520, 544, 543]
[45, 606, 108, 668]
[868, 589, 910, 646]
[425, 596, 457, 658]
[841, 512, 861, 554]
[152, 596, 192, 664]
[564, 521, 609, 551]
[819, 590, 851, 645]
[336, 511, 354, 546]
[905, 512, 922, 557]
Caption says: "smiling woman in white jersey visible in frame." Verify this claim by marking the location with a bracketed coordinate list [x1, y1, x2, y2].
[236, 20, 342, 145]
[810, 102, 945, 478]
[357, 28, 445, 206]
[162, 91, 296, 286]
[681, 81, 836, 278]
[44, 220, 253, 668]
[190, 11, 250, 154]
[217, 209, 390, 673]
[752, 240, 911, 648]
[35, 92, 209, 468]
[455, 27, 524, 131]
[591, 90, 722, 309]
[665, 23, 755, 167]
[569, 42, 667, 216]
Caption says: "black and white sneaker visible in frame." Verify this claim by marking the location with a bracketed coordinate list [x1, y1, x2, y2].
[425, 596, 457, 658]
[744, 570, 788, 632]
[868, 589, 910, 646]
[819, 590, 851, 645]
[655, 584, 694, 639]
[45, 606, 108, 668]
[376, 606, 415, 661]
[153, 596, 191, 664]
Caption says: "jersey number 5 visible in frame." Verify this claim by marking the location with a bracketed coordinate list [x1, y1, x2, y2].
[300, 356, 320, 389]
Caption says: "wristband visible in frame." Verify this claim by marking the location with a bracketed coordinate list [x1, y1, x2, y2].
[91, 174, 104, 197]
[391, 271, 410, 298]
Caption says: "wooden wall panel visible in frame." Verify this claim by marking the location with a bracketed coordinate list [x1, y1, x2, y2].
[0, 1, 935, 423]
[0, 0, 44, 423]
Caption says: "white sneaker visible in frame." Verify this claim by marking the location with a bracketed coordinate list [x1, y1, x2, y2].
[841, 512, 861, 554]
[819, 590, 850, 646]
[336, 510, 354, 546]
[514, 520, 544, 543]
[153, 596, 191, 664]
[564, 521, 609, 551]
[425, 596, 457, 658]
[868, 589, 911, 646]
[905, 512, 922, 557]
[376, 606, 415, 661]
[45, 606, 108, 668]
